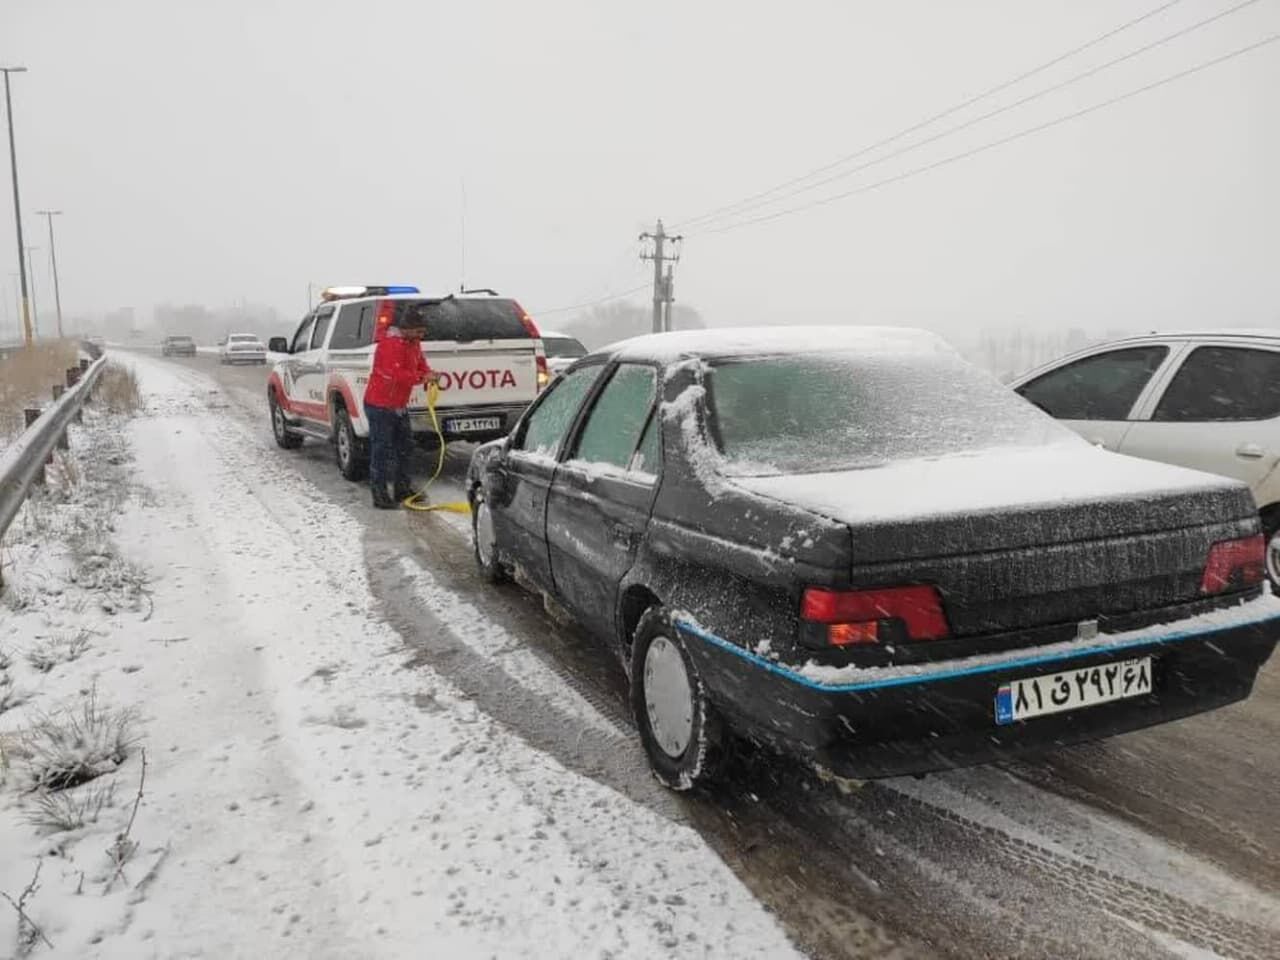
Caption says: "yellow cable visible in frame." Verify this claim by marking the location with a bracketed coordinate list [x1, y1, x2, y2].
[403, 378, 472, 514]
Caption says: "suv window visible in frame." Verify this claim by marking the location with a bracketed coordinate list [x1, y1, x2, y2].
[515, 364, 601, 458]
[1154, 346, 1280, 422]
[572, 364, 657, 469]
[632, 411, 662, 475]
[395, 298, 531, 341]
[544, 336, 587, 360]
[1018, 346, 1168, 421]
[291, 316, 315, 354]
[311, 306, 334, 350]
[330, 303, 374, 350]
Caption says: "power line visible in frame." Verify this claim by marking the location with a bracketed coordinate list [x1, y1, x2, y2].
[532, 283, 651, 318]
[672, 0, 1191, 231]
[687, 0, 1265, 231]
[697, 31, 1280, 237]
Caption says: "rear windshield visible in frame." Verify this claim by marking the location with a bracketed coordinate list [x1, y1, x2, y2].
[169, 337, 193, 344]
[705, 351, 1071, 475]
[229, 335, 259, 343]
[544, 337, 587, 359]
[394, 298, 530, 342]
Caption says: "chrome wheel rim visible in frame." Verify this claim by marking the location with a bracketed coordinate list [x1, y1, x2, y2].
[272, 402, 285, 439]
[337, 421, 351, 467]
[644, 636, 694, 759]
[1267, 530, 1280, 587]
[475, 498, 495, 566]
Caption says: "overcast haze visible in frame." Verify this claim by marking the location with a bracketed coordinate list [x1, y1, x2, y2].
[3, 0, 1279, 341]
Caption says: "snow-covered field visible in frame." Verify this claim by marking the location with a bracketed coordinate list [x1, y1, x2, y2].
[0, 354, 799, 958]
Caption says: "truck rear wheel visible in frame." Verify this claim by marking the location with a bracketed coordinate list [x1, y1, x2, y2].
[334, 408, 368, 481]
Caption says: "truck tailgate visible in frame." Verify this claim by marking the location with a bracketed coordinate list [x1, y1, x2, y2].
[411, 343, 538, 408]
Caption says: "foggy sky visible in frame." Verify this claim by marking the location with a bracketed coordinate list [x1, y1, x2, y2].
[3, 0, 1279, 342]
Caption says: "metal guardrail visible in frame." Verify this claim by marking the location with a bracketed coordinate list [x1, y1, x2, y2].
[0, 353, 107, 582]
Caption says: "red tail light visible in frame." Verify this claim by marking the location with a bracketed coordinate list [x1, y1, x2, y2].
[373, 298, 396, 341]
[1201, 534, 1265, 594]
[514, 301, 550, 390]
[801, 585, 949, 646]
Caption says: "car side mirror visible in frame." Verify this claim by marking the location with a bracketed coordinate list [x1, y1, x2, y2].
[268, 337, 289, 354]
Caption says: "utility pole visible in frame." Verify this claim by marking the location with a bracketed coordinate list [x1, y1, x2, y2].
[36, 210, 63, 338]
[24, 245, 38, 337]
[1, 66, 31, 347]
[640, 220, 682, 334]
[661, 264, 675, 332]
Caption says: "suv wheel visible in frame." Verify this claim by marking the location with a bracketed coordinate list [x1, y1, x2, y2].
[631, 607, 725, 791]
[270, 392, 303, 450]
[471, 488, 509, 583]
[334, 408, 368, 481]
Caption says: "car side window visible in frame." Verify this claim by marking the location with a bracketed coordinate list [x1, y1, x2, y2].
[328, 304, 368, 350]
[1153, 346, 1280, 422]
[310, 306, 335, 350]
[1018, 346, 1168, 421]
[290, 316, 316, 354]
[572, 364, 657, 469]
[630, 410, 662, 476]
[514, 365, 602, 458]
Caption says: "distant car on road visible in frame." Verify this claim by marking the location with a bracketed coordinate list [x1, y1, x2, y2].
[1011, 331, 1280, 584]
[265, 285, 550, 480]
[161, 335, 197, 357]
[541, 331, 588, 377]
[220, 333, 267, 365]
[467, 327, 1278, 790]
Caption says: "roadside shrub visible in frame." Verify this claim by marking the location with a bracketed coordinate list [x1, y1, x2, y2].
[25, 780, 116, 832]
[21, 685, 139, 791]
[25, 631, 91, 673]
[96, 363, 141, 415]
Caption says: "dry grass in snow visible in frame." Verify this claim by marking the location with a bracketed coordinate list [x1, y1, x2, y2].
[0, 340, 79, 438]
[19, 685, 140, 791]
[95, 362, 142, 415]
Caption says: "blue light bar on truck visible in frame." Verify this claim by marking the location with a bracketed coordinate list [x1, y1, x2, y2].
[319, 285, 421, 302]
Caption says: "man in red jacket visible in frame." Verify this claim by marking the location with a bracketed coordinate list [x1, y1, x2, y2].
[364, 320, 436, 509]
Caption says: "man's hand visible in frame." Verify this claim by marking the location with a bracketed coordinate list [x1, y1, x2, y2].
[424, 371, 440, 386]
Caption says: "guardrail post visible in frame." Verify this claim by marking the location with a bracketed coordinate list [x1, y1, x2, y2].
[79, 358, 89, 372]
[66, 368, 84, 423]
[24, 409, 46, 486]
[51, 386, 70, 451]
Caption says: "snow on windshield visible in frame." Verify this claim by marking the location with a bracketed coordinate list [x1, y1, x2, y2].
[706, 350, 1071, 476]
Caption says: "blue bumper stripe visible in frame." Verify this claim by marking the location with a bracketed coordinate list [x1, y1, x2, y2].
[673, 607, 1280, 694]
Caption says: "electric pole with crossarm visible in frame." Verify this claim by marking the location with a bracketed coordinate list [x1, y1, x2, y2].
[640, 220, 682, 333]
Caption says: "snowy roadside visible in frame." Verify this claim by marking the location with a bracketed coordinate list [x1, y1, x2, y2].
[0, 352, 800, 959]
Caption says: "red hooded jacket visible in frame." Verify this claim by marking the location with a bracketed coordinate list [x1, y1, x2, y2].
[364, 331, 432, 410]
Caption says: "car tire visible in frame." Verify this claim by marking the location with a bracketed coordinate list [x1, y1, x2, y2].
[470, 487, 509, 584]
[1262, 506, 1280, 590]
[334, 407, 368, 481]
[631, 607, 725, 791]
[270, 392, 303, 450]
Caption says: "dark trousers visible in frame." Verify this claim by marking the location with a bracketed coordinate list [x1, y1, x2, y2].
[366, 404, 412, 494]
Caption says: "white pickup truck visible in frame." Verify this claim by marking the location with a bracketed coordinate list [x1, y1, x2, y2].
[266, 287, 549, 480]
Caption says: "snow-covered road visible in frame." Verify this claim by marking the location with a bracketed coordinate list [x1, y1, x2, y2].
[4, 349, 1279, 960]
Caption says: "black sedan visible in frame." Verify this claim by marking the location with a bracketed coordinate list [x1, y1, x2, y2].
[466, 327, 1279, 790]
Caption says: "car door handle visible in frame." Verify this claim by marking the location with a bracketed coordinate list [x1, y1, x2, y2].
[1236, 443, 1265, 460]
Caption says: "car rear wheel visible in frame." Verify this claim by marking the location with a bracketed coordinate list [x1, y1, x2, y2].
[631, 607, 725, 791]
[270, 392, 303, 450]
[470, 488, 509, 583]
[334, 408, 368, 481]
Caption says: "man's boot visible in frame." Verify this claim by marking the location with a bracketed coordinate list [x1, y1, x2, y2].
[372, 487, 398, 510]
[393, 482, 415, 502]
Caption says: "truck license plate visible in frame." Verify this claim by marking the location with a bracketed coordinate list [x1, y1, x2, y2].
[445, 416, 501, 433]
[994, 656, 1152, 725]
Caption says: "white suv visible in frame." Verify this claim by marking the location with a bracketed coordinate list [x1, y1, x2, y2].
[266, 286, 548, 481]
[1011, 330, 1280, 581]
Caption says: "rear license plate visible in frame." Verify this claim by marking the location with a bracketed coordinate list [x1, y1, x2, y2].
[994, 656, 1152, 725]
[444, 416, 501, 433]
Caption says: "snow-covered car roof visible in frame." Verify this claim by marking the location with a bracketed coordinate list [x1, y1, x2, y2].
[608, 326, 952, 363]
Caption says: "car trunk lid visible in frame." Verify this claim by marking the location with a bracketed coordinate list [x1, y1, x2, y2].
[730, 444, 1257, 635]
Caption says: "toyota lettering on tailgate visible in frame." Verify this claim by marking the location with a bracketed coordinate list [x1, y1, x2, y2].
[437, 369, 519, 390]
